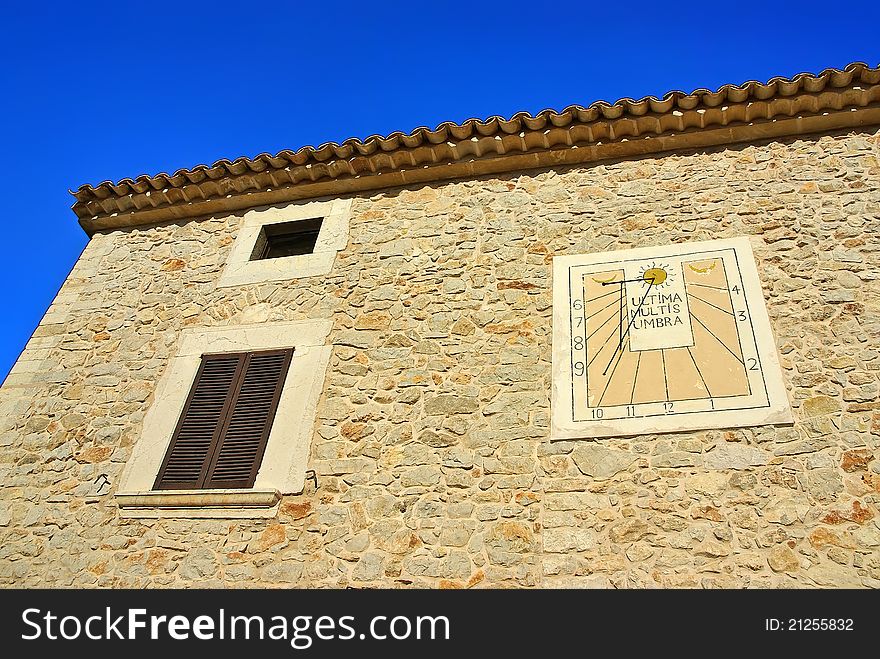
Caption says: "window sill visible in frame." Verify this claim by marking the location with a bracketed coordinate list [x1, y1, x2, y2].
[217, 250, 337, 287]
[115, 489, 281, 519]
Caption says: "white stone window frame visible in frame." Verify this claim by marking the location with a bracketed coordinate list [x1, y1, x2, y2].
[217, 198, 351, 288]
[116, 319, 332, 518]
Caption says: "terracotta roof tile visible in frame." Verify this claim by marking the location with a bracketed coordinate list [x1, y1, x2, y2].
[71, 62, 880, 232]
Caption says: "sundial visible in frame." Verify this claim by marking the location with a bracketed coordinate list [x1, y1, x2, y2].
[551, 237, 793, 439]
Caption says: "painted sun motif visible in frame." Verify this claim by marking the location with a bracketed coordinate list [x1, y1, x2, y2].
[640, 262, 671, 287]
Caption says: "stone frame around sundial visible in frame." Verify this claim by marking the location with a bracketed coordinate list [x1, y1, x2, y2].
[551, 236, 793, 440]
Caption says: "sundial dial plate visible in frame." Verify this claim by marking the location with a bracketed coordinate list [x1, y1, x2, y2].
[551, 237, 793, 440]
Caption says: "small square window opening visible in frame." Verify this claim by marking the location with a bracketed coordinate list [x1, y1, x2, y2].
[250, 218, 323, 260]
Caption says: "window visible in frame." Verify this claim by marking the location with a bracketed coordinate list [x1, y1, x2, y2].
[217, 199, 351, 287]
[250, 218, 323, 261]
[115, 320, 332, 518]
[155, 350, 293, 490]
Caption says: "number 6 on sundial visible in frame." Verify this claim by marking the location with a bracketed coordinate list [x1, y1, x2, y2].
[551, 237, 793, 440]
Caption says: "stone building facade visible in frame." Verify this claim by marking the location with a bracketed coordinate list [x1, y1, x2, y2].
[1, 63, 879, 588]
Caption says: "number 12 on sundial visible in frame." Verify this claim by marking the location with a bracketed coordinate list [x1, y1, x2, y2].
[551, 237, 793, 440]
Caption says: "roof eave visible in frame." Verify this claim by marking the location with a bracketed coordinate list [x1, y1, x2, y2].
[72, 62, 880, 235]
[76, 104, 880, 235]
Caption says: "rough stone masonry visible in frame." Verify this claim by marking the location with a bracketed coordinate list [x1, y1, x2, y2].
[0, 128, 878, 588]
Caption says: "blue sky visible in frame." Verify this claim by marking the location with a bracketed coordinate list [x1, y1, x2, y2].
[1, 2, 878, 381]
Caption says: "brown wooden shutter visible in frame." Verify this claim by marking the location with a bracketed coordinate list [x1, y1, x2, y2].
[204, 350, 292, 488]
[153, 354, 242, 489]
[154, 349, 293, 490]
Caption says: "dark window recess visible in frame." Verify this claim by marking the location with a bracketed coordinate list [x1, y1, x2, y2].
[250, 218, 323, 260]
[154, 349, 293, 490]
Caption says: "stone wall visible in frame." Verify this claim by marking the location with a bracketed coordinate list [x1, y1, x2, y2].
[1, 128, 878, 588]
